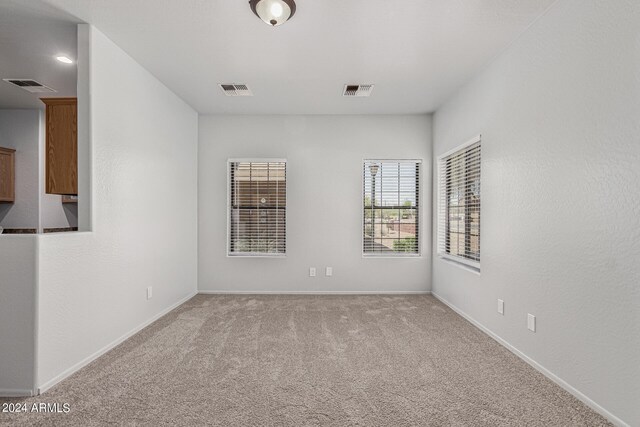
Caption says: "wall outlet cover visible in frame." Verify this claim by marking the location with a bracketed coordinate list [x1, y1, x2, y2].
[326, 267, 333, 277]
[527, 313, 536, 332]
[309, 267, 316, 277]
[146, 286, 153, 300]
[498, 299, 504, 315]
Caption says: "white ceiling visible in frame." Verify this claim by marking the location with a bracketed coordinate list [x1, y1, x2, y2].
[41, 0, 556, 115]
[0, 0, 79, 109]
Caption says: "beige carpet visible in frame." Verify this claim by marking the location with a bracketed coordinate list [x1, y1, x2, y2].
[1, 295, 610, 426]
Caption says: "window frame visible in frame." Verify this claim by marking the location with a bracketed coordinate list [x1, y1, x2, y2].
[227, 158, 287, 258]
[362, 159, 422, 258]
[437, 135, 481, 271]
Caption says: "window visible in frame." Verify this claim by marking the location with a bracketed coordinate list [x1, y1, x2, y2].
[228, 160, 286, 256]
[437, 136, 481, 269]
[363, 160, 420, 256]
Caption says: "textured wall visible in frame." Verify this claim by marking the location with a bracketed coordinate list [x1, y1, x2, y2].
[36, 25, 199, 390]
[199, 115, 432, 293]
[0, 236, 36, 395]
[431, 1, 640, 425]
[0, 110, 39, 230]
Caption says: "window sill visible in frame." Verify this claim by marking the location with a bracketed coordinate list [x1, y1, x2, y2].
[438, 254, 481, 275]
[227, 253, 286, 258]
[363, 253, 422, 259]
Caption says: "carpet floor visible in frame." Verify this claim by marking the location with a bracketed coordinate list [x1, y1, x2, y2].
[1, 295, 610, 426]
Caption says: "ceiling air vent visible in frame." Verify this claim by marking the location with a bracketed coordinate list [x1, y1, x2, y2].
[3, 79, 57, 93]
[343, 84, 374, 97]
[219, 84, 253, 97]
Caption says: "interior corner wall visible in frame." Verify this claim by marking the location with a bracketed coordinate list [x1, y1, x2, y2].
[198, 115, 432, 293]
[36, 25, 199, 391]
[431, 1, 640, 425]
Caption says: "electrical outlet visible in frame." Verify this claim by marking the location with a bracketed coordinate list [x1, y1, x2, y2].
[147, 286, 153, 300]
[527, 313, 536, 332]
[497, 299, 504, 315]
[309, 267, 316, 277]
[325, 267, 333, 277]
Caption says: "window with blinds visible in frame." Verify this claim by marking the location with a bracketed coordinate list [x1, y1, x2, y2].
[437, 137, 481, 269]
[363, 160, 420, 256]
[228, 160, 286, 256]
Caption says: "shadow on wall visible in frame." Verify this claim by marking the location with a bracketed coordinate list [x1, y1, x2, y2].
[0, 205, 9, 223]
[63, 204, 78, 226]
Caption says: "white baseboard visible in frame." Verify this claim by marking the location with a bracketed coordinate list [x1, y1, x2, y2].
[37, 291, 197, 395]
[431, 292, 629, 427]
[198, 290, 431, 295]
[0, 389, 34, 397]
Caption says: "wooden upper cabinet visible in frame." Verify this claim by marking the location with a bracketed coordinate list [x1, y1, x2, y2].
[41, 97, 77, 195]
[0, 147, 16, 203]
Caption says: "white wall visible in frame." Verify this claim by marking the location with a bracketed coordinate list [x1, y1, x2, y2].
[76, 23, 91, 232]
[0, 235, 36, 395]
[0, 109, 39, 230]
[36, 25, 198, 390]
[431, 1, 640, 425]
[199, 115, 431, 293]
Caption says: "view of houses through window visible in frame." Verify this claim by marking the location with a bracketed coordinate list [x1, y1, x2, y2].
[228, 159, 420, 256]
[228, 161, 286, 256]
[363, 160, 420, 255]
[437, 139, 481, 266]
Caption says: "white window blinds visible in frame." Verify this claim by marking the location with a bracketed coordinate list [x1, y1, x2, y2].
[363, 160, 420, 256]
[437, 137, 481, 268]
[228, 160, 286, 256]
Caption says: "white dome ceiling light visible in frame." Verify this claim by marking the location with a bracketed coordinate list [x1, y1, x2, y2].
[249, 0, 296, 27]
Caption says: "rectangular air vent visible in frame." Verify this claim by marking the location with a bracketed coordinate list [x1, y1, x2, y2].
[343, 84, 374, 97]
[3, 79, 57, 93]
[219, 84, 253, 97]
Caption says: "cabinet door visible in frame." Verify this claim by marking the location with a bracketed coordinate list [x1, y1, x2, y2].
[42, 98, 77, 195]
[0, 148, 16, 203]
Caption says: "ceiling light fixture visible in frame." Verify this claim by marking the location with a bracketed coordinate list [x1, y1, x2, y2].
[249, 0, 296, 27]
[56, 56, 73, 64]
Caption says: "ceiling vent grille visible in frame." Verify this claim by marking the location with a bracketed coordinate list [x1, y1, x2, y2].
[219, 84, 253, 97]
[343, 84, 374, 97]
[3, 79, 57, 93]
